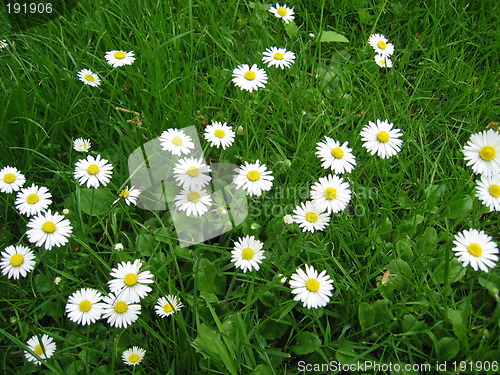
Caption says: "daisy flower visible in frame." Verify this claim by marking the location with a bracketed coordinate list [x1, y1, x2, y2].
[65, 288, 106, 326]
[0, 245, 36, 279]
[315, 136, 357, 174]
[26, 210, 73, 250]
[108, 259, 154, 303]
[232, 64, 268, 93]
[233, 160, 274, 196]
[174, 187, 213, 216]
[475, 174, 500, 211]
[289, 264, 334, 309]
[374, 54, 393, 68]
[292, 201, 330, 233]
[310, 174, 351, 214]
[204, 121, 235, 149]
[102, 293, 141, 328]
[0, 39, 7, 49]
[0, 166, 26, 194]
[283, 214, 294, 224]
[231, 235, 265, 273]
[262, 46, 296, 69]
[73, 138, 91, 152]
[77, 69, 101, 87]
[113, 186, 141, 206]
[74, 154, 114, 188]
[463, 129, 500, 176]
[122, 346, 146, 366]
[268, 3, 295, 24]
[368, 33, 395, 56]
[14, 184, 52, 217]
[173, 157, 212, 190]
[452, 229, 498, 272]
[25, 334, 56, 365]
[360, 119, 404, 159]
[159, 128, 195, 156]
[105, 50, 135, 67]
[155, 295, 184, 318]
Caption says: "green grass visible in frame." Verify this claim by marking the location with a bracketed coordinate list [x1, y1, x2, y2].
[1, 0, 499, 374]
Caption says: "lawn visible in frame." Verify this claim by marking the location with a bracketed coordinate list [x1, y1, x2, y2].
[0, 0, 499, 374]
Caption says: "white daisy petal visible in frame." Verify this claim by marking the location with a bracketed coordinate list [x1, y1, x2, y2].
[368, 33, 395, 57]
[233, 160, 274, 197]
[77, 69, 101, 87]
[105, 50, 135, 67]
[452, 229, 498, 272]
[268, 3, 295, 24]
[204, 121, 235, 149]
[25, 334, 56, 365]
[160, 128, 195, 156]
[65, 288, 106, 326]
[292, 201, 330, 232]
[231, 235, 265, 273]
[0, 245, 36, 279]
[74, 154, 113, 188]
[262, 46, 296, 69]
[0, 166, 26, 193]
[15, 184, 52, 217]
[463, 129, 500, 176]
[122, 346, 146, 366]
[232, 64, 268, 93]
[155, 295, 184, 318]
[108, 259, 154, 303]
[289, 265, 334, 309]
[26, 210, 73, 250]
[360, 119, 403, 159]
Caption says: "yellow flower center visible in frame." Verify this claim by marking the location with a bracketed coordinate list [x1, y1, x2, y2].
[244, 71, 256, 81]
[163, 303, 174, 313]
[331, 147, 344, 159]
[128, 354, 141, 363]
[114, 301, 128, 314]
[377, 131, 390, 143]
[479, 146, 496, 161]
[214, 129, 226, 138]
[324, 187, 337, 200]
[187, 166, 200, 177]
[377, 40, 387, 50]
[489, 184, 500, 197]
[26, 194, 40, 204]
[124, 273, 138, 286]
[114, 51, 126, 59]
[188, 191, 201, 202]
[87, 164, 100, 175]
[10, 254, 24, 267]
[247, 170, 261, 181]
[378, 59, 387, 66]
[277, 7, 287, 16]
[42, 221, 56, 234]
[3, 173, 16, 184]
[467, 243, 483, 257]
[79, 300, 92, 312]
[305, 212, 319, 223]
[172, 136, 183, 146]
[119, 190, 130, 198]
[34, 344, 44, 355]
[241, 247, 254, 260]
[273, 52, 285, 60]
[305, 278, 320, 292]
[84, 74, 95, 82]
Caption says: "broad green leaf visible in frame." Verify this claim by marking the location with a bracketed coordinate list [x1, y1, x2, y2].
[443, 196, 473, 218]
[192, 324, 239, 375]
[319, 30, 349, 43]
[373, 299, 392, 326]
[446, 309, 466, 341]
[358, 302, 375, 331]
[285, 21, 297, 39]
[251, 364, 273, 375]
[76, 188, 114, 216]
[194, 258, 217, 294]
[396, 239, 414, 262]
[386, 258, 412, 290]
[436, 337, 460, 360]
[416, 227, 438, 256]
[292, 332, 321, 355]
[432, 257, 466, 285]
[261, 319, 289, 340]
